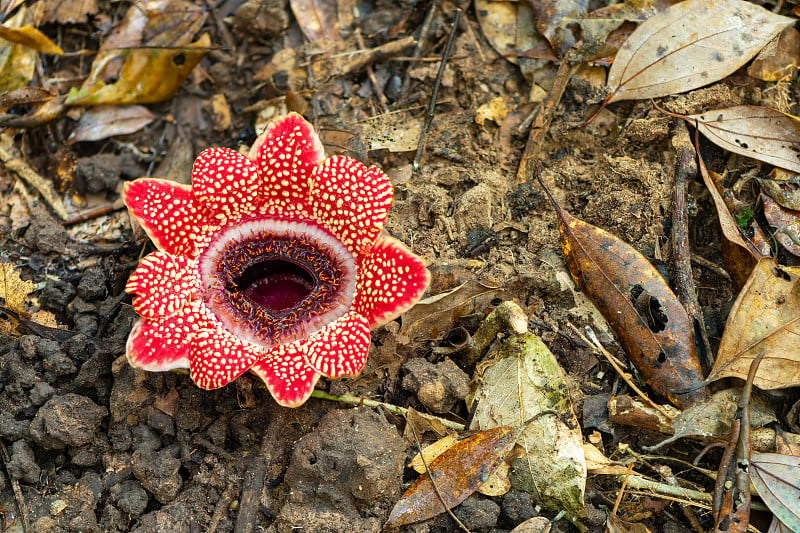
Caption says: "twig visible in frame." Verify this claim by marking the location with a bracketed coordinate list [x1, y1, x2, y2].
[0, 442, 29, 533]
[515, 52, 582, 183]
[413, 8, 461, 170]
[311, 390, 465, 430]
[691, 253, 731, 280]
[570, 323, 674, 422]
[201, 0, 236, 50]
[407, 421, 472, 532]
[62, 198, 126, 226]
[671, 121, 713, 370]
[208, 475, 238, 533]
[401, 0, 439, 94]
[612, 462, 635, 515]
[233, 405, 287, 533]
[355, 29, 389, 114]
[712, 352, 763, 532]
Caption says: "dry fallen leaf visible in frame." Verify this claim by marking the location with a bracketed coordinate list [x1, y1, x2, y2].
[747, 26, 800, 82]
[606, 0, 795, 103]
[698, 159, 768, 290]
[647, 388, 777, 450]
[360, 114, 423, 152]
[527, 0, 588, 55]
[68, 105, 156, 143]
[397, 279, 503, 344]
[0, 262, 34, 314]
[386, 423, 523, 528]
[758, 168, 800, 211]
[761, 193, 800, 257]
[0, 24, 62, 54]
[0, 5, 39, 91]
[686, 106, 800, 174]
[409, 434, 513, 496]
[709, 258, 800, 389]
[543, 183, 705, 408]
[470, 332, 586, 518]
[64, 33, 211, 105]
[289, 0, 339, 42]
[750, 453, 800, 532]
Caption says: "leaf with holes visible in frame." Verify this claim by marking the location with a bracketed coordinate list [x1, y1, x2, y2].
[709, 258, 800, 390]
[686, 106, 800, 174]
[386, 424, 523, 528]
[606, 0, 795, 103]
[470, 332, 586, 517]
[65, 34, 211, 105]
[750, 453, 800, 533]
[544, 186, 705, 408]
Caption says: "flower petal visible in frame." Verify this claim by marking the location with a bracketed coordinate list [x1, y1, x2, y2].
[126, 300, 211, 371]
[247, 112, 324, 214]
[354, 235, 430, 328]
[249, 343, 321, 407]
[309, 155, 393, 255]
[191, 147, 260, 221]
[126, 250, 200, 320]
[189, 325, 263, 390]
[306, 311, 371, 378]
[123, 178, 213, 258]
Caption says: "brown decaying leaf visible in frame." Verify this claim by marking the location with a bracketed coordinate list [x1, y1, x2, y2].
[750, 453, 800, 532]
[386, 424, 522, 528]
[68, 105, 156, 143]
[544, 186, 705, 408]
[289, 0, 339, 42]
[527, 0, 589, 55]
[43, 0, 98, 24]
[686, 106, 800, 174]
[698, 158, 768, 289]
[606, 0, 795, 103]
[759, 168, 800, 211]
[761, 193, 800, 257]
[747, 27, 800, 82]
[397, 279, 503, 344]
[709, 258, 800, 389]
[475, 0, 518, 62]
[408, 434, 512, 496]
[607, 513, 653, 533]
[64, 33, 211, 105]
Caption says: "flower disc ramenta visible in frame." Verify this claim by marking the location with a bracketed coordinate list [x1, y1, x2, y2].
[123, 113, 429, 406]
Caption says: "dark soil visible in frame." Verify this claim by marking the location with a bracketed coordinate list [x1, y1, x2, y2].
[1, 1, 799, 532]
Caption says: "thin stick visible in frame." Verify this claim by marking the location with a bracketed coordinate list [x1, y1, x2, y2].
[413, 8, 461, 170]
[401, 0, 439, 93]
[233, 405, 286, 533]
[671, 121, 713, 370]
[407, 421, 472, 532]
[0, 442, 29, 533]
[612, 462, 636, 515]
[208, 476, 238, 533]
[311, 390, 465, 430]
[515, 53, 581, 183]
[570, 323, 674, 421]
[356, 29, 389, 114]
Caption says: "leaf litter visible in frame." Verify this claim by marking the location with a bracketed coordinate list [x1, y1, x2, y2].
[606, 0, 794, 103]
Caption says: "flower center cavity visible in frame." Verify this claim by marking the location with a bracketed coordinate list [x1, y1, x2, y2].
[199, 218, 357, 348]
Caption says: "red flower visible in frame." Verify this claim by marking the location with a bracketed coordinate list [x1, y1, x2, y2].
[123, 113, 429, 406]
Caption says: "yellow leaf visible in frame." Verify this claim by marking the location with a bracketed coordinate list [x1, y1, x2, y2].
[0, 262, 34, 314]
